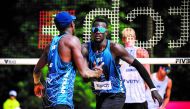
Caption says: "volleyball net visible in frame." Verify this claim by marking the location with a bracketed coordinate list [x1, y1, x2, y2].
[0, 58, 189, 65]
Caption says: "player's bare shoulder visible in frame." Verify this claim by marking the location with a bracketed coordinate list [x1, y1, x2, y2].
[110, 41, 125, 56]
[137, 47, 149, 58]
[60, 34, 81, 47]
[44, 44, 50, 54]
[110, 41, 120, 49]
[110, 40, 125, 51]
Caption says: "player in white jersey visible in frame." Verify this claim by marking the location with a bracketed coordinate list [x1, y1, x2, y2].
[120, 28, 151, 109]
[146, 65, 172, 109]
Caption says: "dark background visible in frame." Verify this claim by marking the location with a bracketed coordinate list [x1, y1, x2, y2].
[0, 0, 189, 109]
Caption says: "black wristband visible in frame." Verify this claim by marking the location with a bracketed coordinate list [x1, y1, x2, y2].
[131, 59, 155, 89]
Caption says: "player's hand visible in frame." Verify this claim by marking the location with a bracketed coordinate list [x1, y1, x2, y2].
[93, 62, 104, 78]
[159, 106, 165, 109]
[34, 82, 44, 98]
[151, 90, 163, 107]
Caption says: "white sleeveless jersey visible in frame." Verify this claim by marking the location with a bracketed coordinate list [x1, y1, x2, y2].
[152, 73, 168, 98]
[120, 46, 146, 103]
[146, 73, 169, 109]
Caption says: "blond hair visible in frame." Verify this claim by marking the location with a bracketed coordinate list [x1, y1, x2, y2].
[122, 28, 136, 38]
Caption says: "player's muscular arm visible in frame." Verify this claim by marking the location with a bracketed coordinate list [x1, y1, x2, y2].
[70, 36, 103, 78]
[81, 43, 89, 68]
[33, 44, 49, 84]
[33, 44, 49, 98]
[160, 79, 172, 109]
[137, 48, 151, 75]
[111, 42, 135, 64]
[81, 43, 92, 82]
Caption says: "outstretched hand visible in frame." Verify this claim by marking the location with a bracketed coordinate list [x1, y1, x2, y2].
[34, 82, 44, 98]
[93, 61, 104, 78]
[151, 90, 163, 106]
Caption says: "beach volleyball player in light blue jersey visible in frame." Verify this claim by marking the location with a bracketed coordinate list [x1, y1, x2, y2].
[82, 17, 163, 109]
[33, 11, 103, 109]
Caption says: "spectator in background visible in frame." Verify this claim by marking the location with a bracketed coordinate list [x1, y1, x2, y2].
[3, 90, 21, 109]
[146, 65, 172, 109]
[120, 28, 150, 109]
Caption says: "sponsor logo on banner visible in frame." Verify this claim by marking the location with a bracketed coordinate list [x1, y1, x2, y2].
[176, 58, 190, 64]
[4, 59, 16, 64]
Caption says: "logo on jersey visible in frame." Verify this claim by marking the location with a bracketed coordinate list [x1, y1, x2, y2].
[156, 85, 161, 89]
[124, 79, 140, 83]
[94, 81, 112, 90]
[96, 57, 103, 64]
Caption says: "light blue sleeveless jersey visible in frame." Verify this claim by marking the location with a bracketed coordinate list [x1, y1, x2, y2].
[88, 40, 125, 94]
[45, 35, 76, 109]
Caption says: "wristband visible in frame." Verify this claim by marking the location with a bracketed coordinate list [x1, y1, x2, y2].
[150, 88, 157, 91]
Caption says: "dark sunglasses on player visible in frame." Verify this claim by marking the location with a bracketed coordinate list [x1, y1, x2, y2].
[92, 27, 107, 33]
